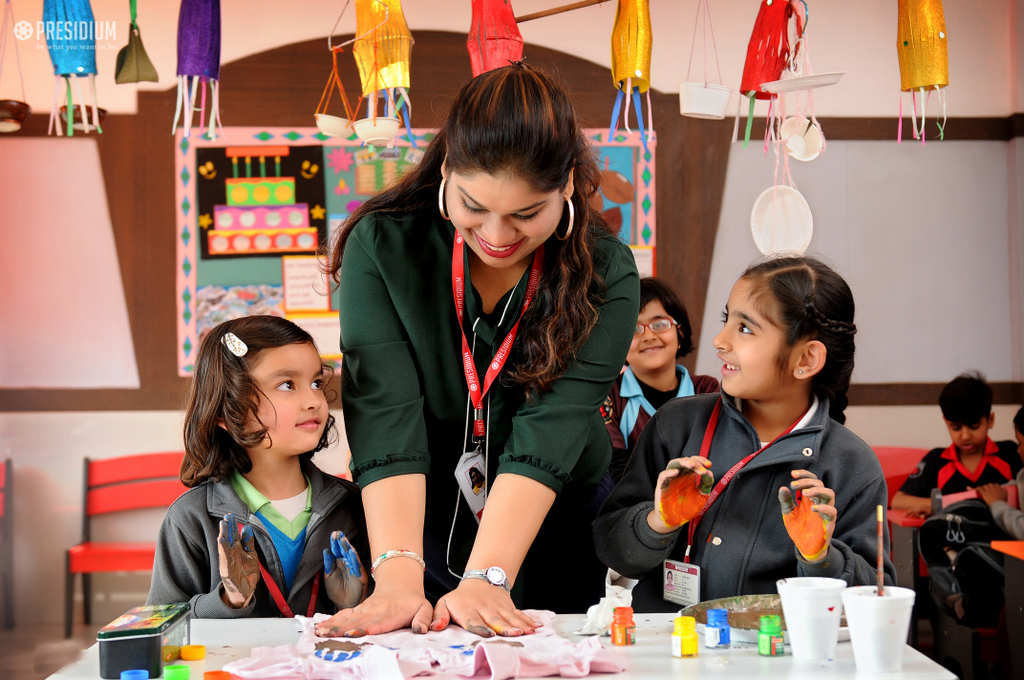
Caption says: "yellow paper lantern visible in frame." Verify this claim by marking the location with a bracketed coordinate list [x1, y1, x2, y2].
[897, 0, 948, 92]
[353, 0, 413, 97]
[611, 0, 652, 93]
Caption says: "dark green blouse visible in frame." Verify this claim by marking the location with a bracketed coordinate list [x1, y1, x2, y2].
[338, 211, 639, 514]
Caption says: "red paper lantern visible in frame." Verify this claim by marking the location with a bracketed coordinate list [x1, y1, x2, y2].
[740, 0, 801, 100]
[467, 0, 524, 77]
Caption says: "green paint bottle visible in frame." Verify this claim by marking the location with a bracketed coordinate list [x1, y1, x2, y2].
[758, 615, 784, 656]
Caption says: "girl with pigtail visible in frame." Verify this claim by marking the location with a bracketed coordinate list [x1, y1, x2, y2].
[147, 315, 371, 618]
[594, 256, 895, 612]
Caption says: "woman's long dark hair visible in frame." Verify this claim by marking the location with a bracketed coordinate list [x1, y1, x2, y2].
[328, 64, 611, 399]
[741, 257, 857, 424]
[181, 316, 337, 487]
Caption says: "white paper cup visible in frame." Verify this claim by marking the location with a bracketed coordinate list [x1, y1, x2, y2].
[776, 577, 847, 661]
[841, 586, 916, 674]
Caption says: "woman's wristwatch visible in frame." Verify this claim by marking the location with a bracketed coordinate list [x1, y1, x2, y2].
[462, 566, 510, 592]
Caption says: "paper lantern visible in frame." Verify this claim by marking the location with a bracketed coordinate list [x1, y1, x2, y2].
[467, 0, 523, 78]
[897, 0, 948, 142]
[0, 0, 31, 132]
[172, 0, 222, 140]
[115, 0, 159, 84]
[740, 0, 799, 101]
[352, 0, 413, 148]
[608, 0, 652, 151]
[44, 0, 102, 136]
[353, 0, 412, 96]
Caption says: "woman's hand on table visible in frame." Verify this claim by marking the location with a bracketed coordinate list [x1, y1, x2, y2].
[430, 578, 540, 637]
[314, 558, 432, 637]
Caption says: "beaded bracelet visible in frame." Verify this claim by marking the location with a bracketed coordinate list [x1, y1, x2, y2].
[370, 549, 426, 578]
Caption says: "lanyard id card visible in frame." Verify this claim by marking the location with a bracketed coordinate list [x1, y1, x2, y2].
[663, 559, 700, 607]
[455, 446, 487, 523]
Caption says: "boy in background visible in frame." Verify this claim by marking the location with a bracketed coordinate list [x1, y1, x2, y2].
[976, 406, 1024, 538]
[891, 373, 1022, 518]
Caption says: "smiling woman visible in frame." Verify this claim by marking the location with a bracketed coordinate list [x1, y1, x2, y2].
[324, 63, 639, 639]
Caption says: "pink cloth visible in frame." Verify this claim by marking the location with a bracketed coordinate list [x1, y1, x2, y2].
[222, 610, 626, 680]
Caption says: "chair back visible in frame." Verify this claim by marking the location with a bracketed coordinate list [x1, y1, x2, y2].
[82, 453, 187, 541]
[874, 446, 929, 506]
[0, 459, 8, 521]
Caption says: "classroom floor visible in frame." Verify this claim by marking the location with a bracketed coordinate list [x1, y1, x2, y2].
[0, 622, 101, 680]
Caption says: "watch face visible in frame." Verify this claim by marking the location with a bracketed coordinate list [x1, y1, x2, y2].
[486, 566, 506, 585]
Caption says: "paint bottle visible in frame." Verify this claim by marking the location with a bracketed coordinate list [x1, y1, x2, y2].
[704, 608, 731, 648]
[758, 615, 785, 656]
[672, 616, 698, 658]
[610, 606, 636, 646]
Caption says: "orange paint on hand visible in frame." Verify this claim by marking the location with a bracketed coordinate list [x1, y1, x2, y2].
[783, 492, 829, 560]
[659, 471, 712, 527]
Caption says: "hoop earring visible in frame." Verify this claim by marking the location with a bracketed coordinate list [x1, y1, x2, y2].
[438, 176, 450, 221]
[556, 197, 574, 241]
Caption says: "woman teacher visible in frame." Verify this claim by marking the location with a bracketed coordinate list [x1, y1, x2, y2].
[319, 64, 639, 639]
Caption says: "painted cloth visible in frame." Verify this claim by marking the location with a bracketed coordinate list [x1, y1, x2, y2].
[601, 367, 719, 483]
[338, 211, 639, 611]
[593, 392, 896, 613]
[221, 610, 627, 679]
[898, 439, 1021, 497]
[989, 467, 1024, 540]
[147, 459, 369, 618]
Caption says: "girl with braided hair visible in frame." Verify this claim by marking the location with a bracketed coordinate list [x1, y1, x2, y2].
[594, 256, 894, 611]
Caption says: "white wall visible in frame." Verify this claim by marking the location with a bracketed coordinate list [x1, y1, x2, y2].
[695, 140, 1020, 384]
[2, 0, 1016, 117]
[0, 410, 350, 626]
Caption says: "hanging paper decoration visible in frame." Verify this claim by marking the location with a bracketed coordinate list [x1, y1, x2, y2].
[172, 0, 222, 140]
[678, 0, 731, 120]
[467, 0, 523, 77]
[897, 0, 948, 143]
[351, 0, 413, 147]
[115, 0, 159, 84]
[609, 0, 652, 152]
[44, 0, 102, 136]
[0, 0, 31, 132]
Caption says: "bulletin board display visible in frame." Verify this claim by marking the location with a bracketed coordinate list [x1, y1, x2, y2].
[175, 127, 656, 376]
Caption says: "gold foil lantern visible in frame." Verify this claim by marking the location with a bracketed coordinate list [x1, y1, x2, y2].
[609, 0, 652, 151]
[353, 0, 412, 96]
[897, 0, 948, 141]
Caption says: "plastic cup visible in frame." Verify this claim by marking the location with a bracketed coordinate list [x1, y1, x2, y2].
[841, 586, 916, 674]
[776, 577, 847, 661]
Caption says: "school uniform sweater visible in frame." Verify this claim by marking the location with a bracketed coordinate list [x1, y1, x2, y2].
[147, 459, 369, 618]
[593, 392, 896, 613]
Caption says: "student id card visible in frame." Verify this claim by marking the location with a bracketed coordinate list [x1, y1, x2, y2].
[455, 448, 487, 523]
[663, 559, 700, 607]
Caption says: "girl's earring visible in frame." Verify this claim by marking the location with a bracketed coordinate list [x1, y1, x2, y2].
[438, 176, 450, 221]
[798, 370, 804, 375]
[556, 197, 574, 241]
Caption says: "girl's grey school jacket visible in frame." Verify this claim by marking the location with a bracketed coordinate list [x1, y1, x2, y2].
[593, 392, 896, 613]
[147, 459, 369, 618]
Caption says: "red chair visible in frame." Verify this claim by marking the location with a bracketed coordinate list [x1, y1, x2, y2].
[65, 453, 187, 638]
[1, 459, 13, 629]
[873, 446, 928, 506]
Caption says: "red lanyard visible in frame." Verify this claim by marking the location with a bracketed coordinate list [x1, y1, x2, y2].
[237, 522, 321, 618]
[683, 398, 807, 563]
[258, 563, 320, 618]
[452, 232, 543, 442]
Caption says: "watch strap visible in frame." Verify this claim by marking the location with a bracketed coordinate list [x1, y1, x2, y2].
[462, 568, 511, 592]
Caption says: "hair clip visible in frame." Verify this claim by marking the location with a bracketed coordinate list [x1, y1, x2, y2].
[221, 332, 248, 357]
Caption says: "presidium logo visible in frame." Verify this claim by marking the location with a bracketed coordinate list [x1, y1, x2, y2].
[13, 19, 117, 46]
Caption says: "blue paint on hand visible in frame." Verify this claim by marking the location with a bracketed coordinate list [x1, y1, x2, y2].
[331, 531, 363, 577]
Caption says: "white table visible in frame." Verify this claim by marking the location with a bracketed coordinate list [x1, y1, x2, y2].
[50, 613, 957, 679]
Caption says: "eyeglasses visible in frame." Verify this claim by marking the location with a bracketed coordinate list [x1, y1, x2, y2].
[634, 318, 677, 336]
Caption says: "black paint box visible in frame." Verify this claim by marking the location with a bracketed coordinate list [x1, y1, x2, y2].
[97, 603, 191, 679]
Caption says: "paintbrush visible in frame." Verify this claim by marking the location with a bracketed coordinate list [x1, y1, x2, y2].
[876, 505, 885, 597]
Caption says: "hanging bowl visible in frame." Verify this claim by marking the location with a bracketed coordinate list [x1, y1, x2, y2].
[0, 100, 31, 132]
[59, 105, 108, 132]
[353, 116, 400, 147]
[678, 82, 732, 120]
[315, 113, 353, 138]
